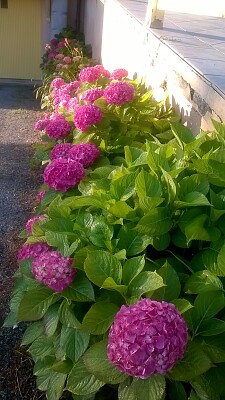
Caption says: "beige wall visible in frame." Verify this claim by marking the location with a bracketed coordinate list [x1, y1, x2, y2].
[0, 0, 42, 80]
[83, 0, 105, 61]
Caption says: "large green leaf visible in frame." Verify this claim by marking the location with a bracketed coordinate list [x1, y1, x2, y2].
[135, 207, 173, 236]
[194, 291, 225, 324]
[171, 299, 194, 314]
[84, 250, 122, 287]
[22, 321, 44, 345]
[168, 381, 187, 400]
[171, 121, 194, 147]
[160, 168, 177, 204]
[110, 172, 137, 201]
[66, 359, 104, 395]
[83, 340, 126, 384]
[151, 261, 181, 301]
[184, 271, 223, 294]
[18, 287, 59, 322]
[135, 170, 161, 198]
[203, 333, 225, 362]
[60, 325, 90, 362]
[128, 271, 164, 298]
[118, 375, 166, 400]
[58, 301, 81, 329]
[118, 224, 151, 256]
[168, 342, 212, 381]
[178, 174, 209, 197]
[88, 216, 114, 248]
[197, 318, 225, 336]
[122, 255, 145, 286]
[82, 302, 119, 335]
[43, 303, 59, 336]
[62, 272, 95, 302]
[175, 192, 211, 208]
[28, 335, 55, 359]
[109, 201, 136, 219]
[45, 231, 70, 256]
[190, 375, 220, 400]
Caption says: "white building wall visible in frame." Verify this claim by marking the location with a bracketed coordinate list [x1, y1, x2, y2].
[83, 0, 105, 61]
[51, 0, 68, 38]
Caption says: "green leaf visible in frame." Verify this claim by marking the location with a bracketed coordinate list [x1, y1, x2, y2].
[135, 207, 173, 236]
[62, 272, 95, 302]
[43, 304, 59, 336]
[161, 168, 176, 204]
[184, 271, 223, 294]
[60, 325, 90, 362]
[217, 244, 225, 277]
[110, 172, 137, 201]
[118, 375, 166, 400]
[199, 249, 224, 276]
[151, 261, 181, 301]
[128, 271, 164, 298]
[171, 299, 194, 314]
[175, 192, 211, 208]
[182, 214, 220, 243]
[22, 321, 44, 345]
[109, 201, 136, 219]
[139, 196, 164, 213]
[171, 121, 194, 148]
[88, 216, 114, 248]
[135, 170, 161, 198]
[45, 231, 70, 256]
[212, 119, 225, 137]
[122, 255, 145, 286]
[168, 341, 212, 381]
[28, 335, 54, 359]
[194, 291, 225, 324]
[83, 340, 126, 384]
[118, 224, 151, 256]
[203, 333, 225, 362]
[82, 302, 119, 335]
[198, 318, 225, 337]
[168, 381, 188, 400]
[18, 287, 59, 322]
[101, 277, 127, 295]
[190, 375, 220, 400]
[178, 174, 209, 197]
[46, 372, 67, 400]
[58, 301, 81, 329]
[84, 250, 122, 287]
[66, 359, 104, 395]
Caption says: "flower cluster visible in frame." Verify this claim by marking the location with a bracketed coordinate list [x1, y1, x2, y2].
[34, 114, 50, 132]
[68, 142, 100, 167]
[104, 81, 135, 105]
[74, 104, 103, 132]
[26, 215, 48, 235]
[79, 65, 109, 83]
[50, 143, 73, 160]
[81, 88, 104, 103]
[45, 113, 72, 139]
[51, 77, 65, 89]
[43, 158, 85, 191]
[111, 68, 128, 80]
[107, 299, 188, 379]
[17, 242, 52, 263]
[32, 251, 76, 292]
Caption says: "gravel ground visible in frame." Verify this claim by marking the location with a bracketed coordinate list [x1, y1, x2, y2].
[0, 84, 44, 399]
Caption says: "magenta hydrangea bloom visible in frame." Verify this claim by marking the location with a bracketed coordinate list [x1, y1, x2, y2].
[26, 215, 48, 235]
[68, 142, 100, 168]
[43, 158, 85, 192]
[36, 190, 47, 203]
[104, 81, 135, 106]
[107, 299, 188, 379]
[50, 143, 73, 160]
[45, 114, 72, 139]
[74, 104, 103, 132]
[17, 242, 51, 263]
[81, 88, 104, 103]
[34, 118, 49, 132]
[51, 77, 65, 89]
[111, 68, 128, 80]
[32, 251, 76, 292]
[79, 66, 103, 83]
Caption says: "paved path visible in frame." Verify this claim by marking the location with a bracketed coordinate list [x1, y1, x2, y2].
[0, 84, 43, 399]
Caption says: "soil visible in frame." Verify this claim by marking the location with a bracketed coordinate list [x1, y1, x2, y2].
[0, 84, 45, 399]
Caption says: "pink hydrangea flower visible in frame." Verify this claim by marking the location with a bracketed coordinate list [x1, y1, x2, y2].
[17, 242, 51, 263]
[68, 142, 100, 167]
[81, 88, 104, 103]
[66, 97, 79, 112]
[50, 143, 73, 160]
[43, 158, 85, 191]
[57, 40, 66, 48]
[104, 81, 135, 105]
[74, 104, 103, 132]
[111, 68, 128, 80]
[26, 215, 48, 235]
[45, 114, 72, 139]
[34, 118, 49, 132]
[63, 56, 71, 64]
[36, 190, 47, 203]
[50, 38, 58, 46]
[32, 251, 76, 292]
[48, 52, 56, 60]
[79, 66, 103, 83]
[107, 299, 188, 379]
[51, 77, 65, 88]
[55, 54, 64, 60]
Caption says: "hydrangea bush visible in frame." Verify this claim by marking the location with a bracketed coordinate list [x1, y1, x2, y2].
[5, 46, 225, 400]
